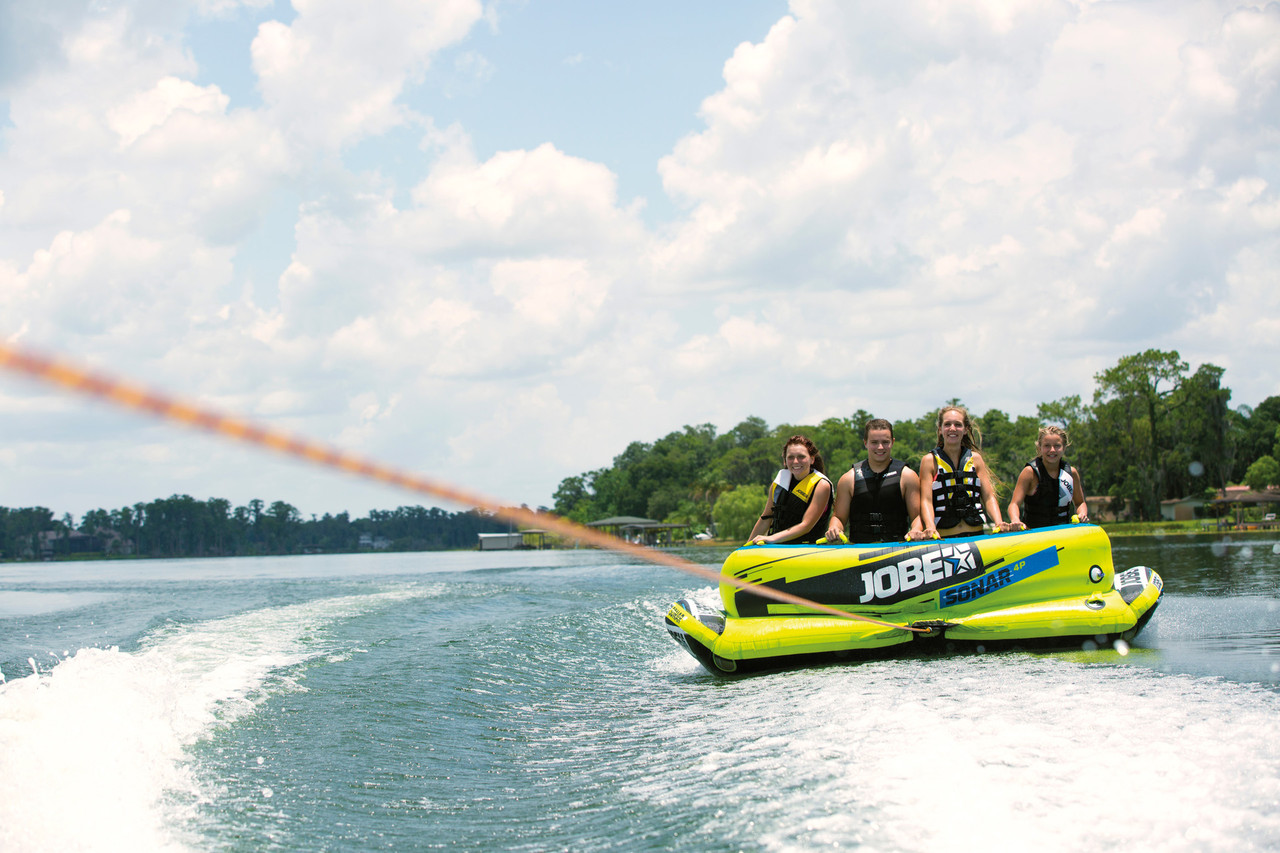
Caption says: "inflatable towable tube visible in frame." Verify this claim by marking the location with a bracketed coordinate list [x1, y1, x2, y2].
[665, 524, 1162, 675]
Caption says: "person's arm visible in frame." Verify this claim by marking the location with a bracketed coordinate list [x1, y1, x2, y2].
[748, 492, 775, 541]
[901, 467, 925, 540]
[760, 479, 832, 544]
[1071, 466, 1089, 522]
[973, 452, 1007, 531]
[826, 471, 854, 541]
[918, 454, 938, 538]
[1007, 466, 1035, 530]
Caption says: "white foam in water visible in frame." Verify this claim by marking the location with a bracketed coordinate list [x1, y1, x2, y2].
[634, 656, 1280, 851]
[0, 589, 431, 853]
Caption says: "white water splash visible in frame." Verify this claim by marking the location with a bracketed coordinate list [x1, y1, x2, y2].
[0, 587, 439, 853]
[631, 656, 1280, 852]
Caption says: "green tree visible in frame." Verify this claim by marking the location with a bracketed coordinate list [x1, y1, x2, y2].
[205, 497, 235, 555]
[975, 409, 1039, 501]
[889, 413, 936, 469]
[712, 484, 766, 542]
[0, 506, 54, 560]
[1090, 349, 1188, 520]
[662, 498, 712, 533]
[590, 442, 652, 518]
[259, 500, 301, 553]
[721, 416, 769, 449]
[1165, 363, 1234, 497]
[1037, 395, 1089, 437]
[79, 508, 112, 535]
[709, 445, 770, 486]
[646, 485, 686, 522]
[1235, 396, 1280, 474]
[552, 474, 592, 517]
[806, 415, 863, 475]
[1244, 455, 1280, 491]
[642, 424, 720, 518]
[689, 472, 730, 527]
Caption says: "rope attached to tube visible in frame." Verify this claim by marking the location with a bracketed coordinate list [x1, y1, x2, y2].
[0, 342, 926, 633]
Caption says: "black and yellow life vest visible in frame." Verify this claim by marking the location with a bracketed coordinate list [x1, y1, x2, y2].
[929, 447, 984, 529]
[767, 469, 832, 544]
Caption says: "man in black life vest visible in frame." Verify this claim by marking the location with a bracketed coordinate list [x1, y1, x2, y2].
[825, 418, 926, 543]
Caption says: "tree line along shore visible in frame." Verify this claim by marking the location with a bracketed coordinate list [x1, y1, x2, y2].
[552, 350, 1280, 541]
[0, 501, 516, 561]
[4, 349, 1277, 560]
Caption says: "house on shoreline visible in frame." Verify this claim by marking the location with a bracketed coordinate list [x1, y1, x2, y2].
[477, 530, 548, 550]
[1208, 485, 1280, 528]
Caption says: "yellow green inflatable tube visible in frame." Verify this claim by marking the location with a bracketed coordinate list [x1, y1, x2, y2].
[665, 523, 1162, 675]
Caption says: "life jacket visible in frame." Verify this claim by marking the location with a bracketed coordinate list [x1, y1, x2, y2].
[767, 469, 832, 544]
[929, 446, 984, 529]
[848, 458, 909, 542]
[1023, 456, 1074, 528]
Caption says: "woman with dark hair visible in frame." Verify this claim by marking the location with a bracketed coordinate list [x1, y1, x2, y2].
[748, 434, 833, 545]
[918, 405, 1007, 538]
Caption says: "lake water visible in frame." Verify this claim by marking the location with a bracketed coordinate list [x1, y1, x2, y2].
[2, 533, 1279, 852]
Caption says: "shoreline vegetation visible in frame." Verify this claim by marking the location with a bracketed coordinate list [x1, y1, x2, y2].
[0, 501, 520, 562]
[4, 349, 1278, 562]
[3, 495, 1274, 564]
[551, 349, 1279, 544]
[22, 519, 1278, 564]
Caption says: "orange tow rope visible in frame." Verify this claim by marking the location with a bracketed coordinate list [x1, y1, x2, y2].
[0, 342, 923, 633]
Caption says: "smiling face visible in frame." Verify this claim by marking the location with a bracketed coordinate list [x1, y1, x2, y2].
[864, 428, 894, 465]
[784, 442, 814, 479]
[938, 408, 967, 449]
[1037, 429, 1067, 466]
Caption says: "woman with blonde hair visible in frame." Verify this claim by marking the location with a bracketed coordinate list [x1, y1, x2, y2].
[918, 405, 1007, 538]
[1008, 425, 1088, 529]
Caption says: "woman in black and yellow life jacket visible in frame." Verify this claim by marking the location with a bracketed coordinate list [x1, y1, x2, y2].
[1007, 425, 1089, 529]
[748, 434, 833, 545]
[918, 405, 1008, 538]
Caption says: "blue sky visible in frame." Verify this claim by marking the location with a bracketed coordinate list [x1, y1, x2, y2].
[183, 0, 791, 304]
[407, 2, 790, 216]
[1, 0, 1278, 519]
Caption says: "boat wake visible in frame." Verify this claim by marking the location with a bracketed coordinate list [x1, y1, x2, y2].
[636, 652, 1280, 851]
[0, 586, 443, 853]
